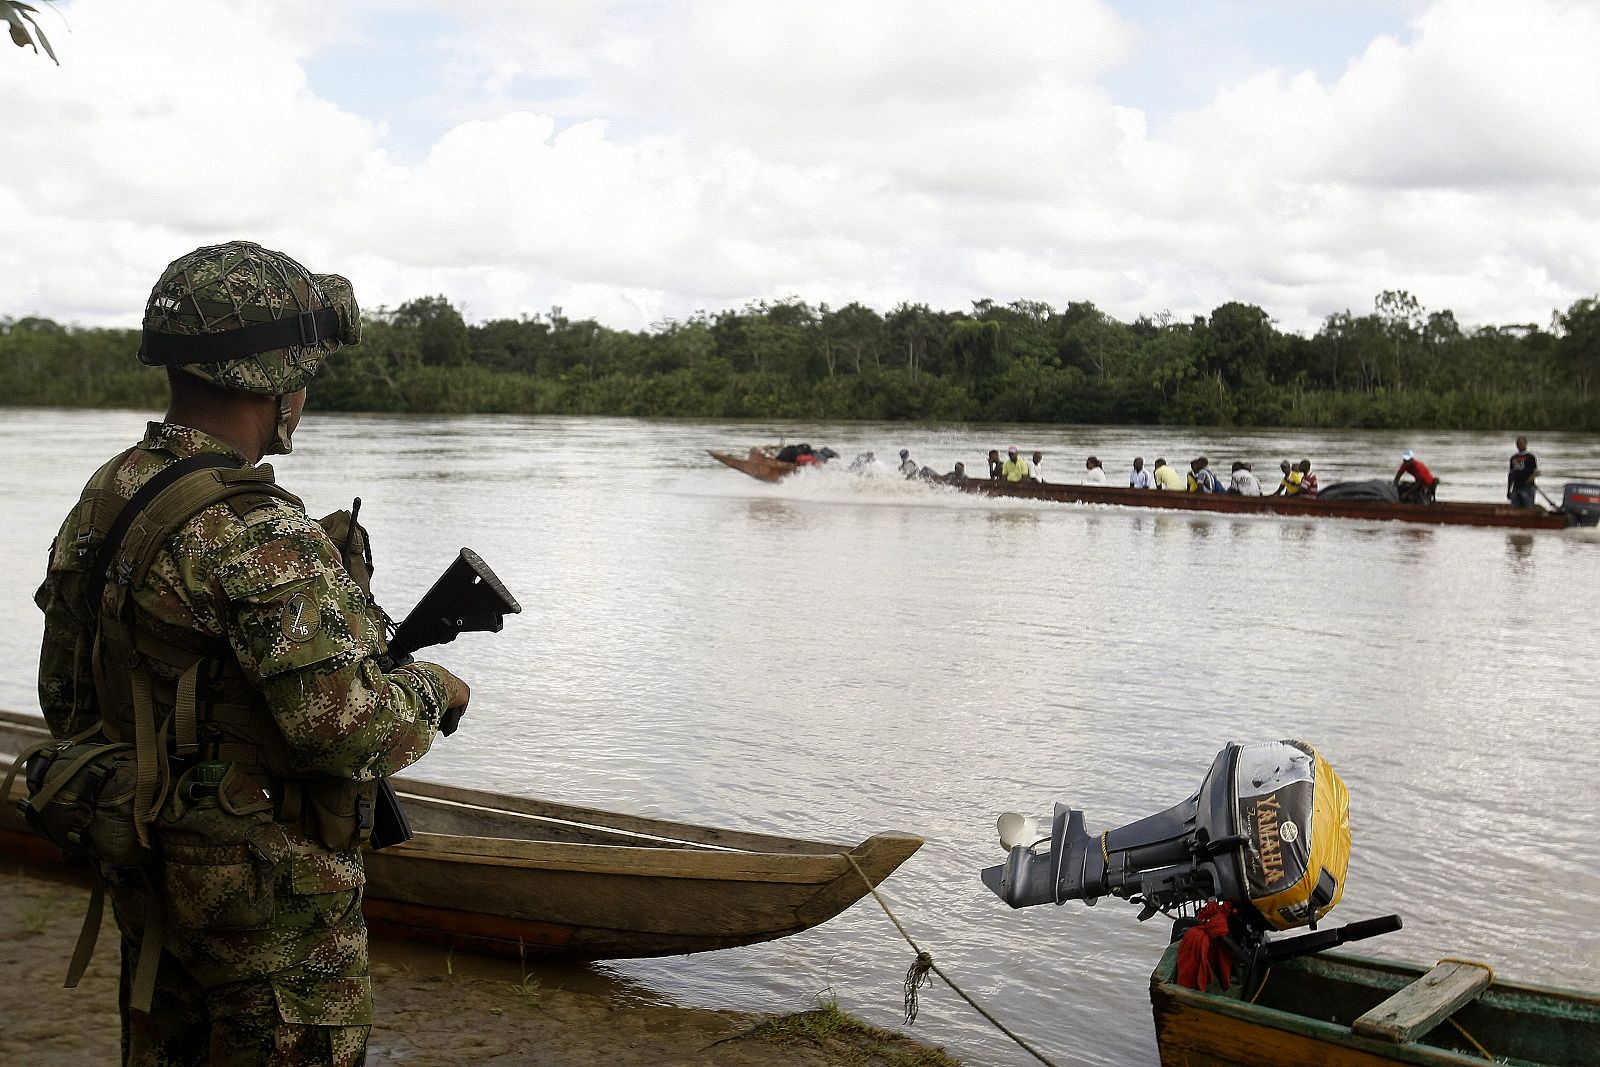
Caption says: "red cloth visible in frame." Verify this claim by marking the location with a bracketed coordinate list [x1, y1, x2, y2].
[794, 453, 818, 465]
[1176, 901, 1236, 991]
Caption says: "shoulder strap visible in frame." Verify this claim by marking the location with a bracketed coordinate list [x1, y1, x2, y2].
[86, 454, 241, 618]
[87, 455, 299, 851]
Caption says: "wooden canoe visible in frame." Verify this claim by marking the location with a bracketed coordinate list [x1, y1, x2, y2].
[1150, 940, 1600, 1066]
[708, 448, 1574, 528]
[953, 478, 1574, 529]
[0, 710, 921, 961]
[708, 448, 799, 483]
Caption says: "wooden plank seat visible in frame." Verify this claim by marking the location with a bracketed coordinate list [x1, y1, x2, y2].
[1350, 960, 1494, 1044]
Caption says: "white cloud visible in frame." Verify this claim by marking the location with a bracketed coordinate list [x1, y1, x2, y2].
[4, 0, 1600, 338]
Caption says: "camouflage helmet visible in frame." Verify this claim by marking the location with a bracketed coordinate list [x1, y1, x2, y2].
[138, 240, 360, 395]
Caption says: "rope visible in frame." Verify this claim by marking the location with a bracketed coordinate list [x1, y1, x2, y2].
[844, 854, 1062, 1067]
[1446, 1017, 1495, 1061]
[1435, 958, 1496, 1061]
[1248, 966, 1271, 1004]
[1436, 957, 1496, 985]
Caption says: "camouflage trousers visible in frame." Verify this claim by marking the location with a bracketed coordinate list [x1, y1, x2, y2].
[111, 877, 372, 1067]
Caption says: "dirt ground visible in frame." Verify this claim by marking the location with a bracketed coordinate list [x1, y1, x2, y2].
[0, 864, 960, 1066]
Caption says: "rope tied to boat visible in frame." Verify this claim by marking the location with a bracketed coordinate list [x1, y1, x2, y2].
[845, 853, 1062, 1067]
[1436, 957, 1496, 985]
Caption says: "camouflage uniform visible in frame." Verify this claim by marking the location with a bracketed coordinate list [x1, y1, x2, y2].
[35, 243, 456, 1066]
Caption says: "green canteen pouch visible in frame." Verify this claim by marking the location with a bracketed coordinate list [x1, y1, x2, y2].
[7, 739, 155, 871]
[158, 767, 289, 931]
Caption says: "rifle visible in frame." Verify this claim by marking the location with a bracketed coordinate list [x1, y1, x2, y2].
[336, 508, 522, 850]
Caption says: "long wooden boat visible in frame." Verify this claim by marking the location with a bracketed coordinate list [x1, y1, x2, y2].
[1150, 940, 1600, 1066]
[716, 447, 1587, 531]
[0, 710, 921, 961]
[955, 478, 1576, 529]
[708, 448, 1577, 529]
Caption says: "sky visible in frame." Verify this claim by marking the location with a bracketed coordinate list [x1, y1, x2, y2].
[4, 0, 1600, 337]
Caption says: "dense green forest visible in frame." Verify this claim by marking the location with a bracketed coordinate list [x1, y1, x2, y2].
[3, 290, 1599, 430]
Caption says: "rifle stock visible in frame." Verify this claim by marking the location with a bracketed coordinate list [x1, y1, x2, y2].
[368, 547, 522, 850]
[386, 548, 521, 665]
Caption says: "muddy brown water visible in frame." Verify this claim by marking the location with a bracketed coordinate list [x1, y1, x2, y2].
[3, 408, 1597, 1066]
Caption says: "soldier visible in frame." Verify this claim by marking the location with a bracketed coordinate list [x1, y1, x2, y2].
[34, 241, 470, 1065]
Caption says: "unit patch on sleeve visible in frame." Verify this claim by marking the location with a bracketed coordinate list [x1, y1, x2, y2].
[279, 589, 322, 643]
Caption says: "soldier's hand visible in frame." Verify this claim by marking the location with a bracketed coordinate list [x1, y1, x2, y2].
[433, 665, 471, 711]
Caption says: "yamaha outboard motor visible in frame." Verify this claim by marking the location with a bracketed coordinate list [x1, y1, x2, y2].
[1562, 483, 1600, 527]
[983, 740, 1351, 933]
[982, 740, 1406, 992]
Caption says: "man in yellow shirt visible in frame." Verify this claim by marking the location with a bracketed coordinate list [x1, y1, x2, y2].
[1152, 457, 1187, 491]
[1001, 445, 1031, 482]
[1274, 459, 1305, 496]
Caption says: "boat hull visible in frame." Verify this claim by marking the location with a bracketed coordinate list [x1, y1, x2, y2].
[1150, 942, 1600, 1067]
[0, 710, 921, 961]
[958, 479, 1573, 529]
[708, 447, 1571, 528]
[708, 448, 798, 483]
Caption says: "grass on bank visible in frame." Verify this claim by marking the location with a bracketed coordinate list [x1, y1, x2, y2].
[750, 991, 964, 1067]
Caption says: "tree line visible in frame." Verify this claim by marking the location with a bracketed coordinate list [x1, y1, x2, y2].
[3, 290, 1599, 430]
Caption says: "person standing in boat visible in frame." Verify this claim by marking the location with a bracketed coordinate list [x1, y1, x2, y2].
[1508, 437, 1539, 507]
[986, 449, 1003, 480]
[1228, 461, 1263, 495]
[1082, 456, 1107, 484]
[1152, 457, 1187, 490]
[32, 241, 471, 1065]
[1031, 450, 1047, 483]
[1000, 445, 1031, 482]
[1394, 449, 1439, 503]
[897, 449, 920, 478]
[1129, 456, 1154, 489]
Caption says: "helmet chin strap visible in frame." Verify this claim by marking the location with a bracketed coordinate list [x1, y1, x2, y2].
[264, 394, 295, 456]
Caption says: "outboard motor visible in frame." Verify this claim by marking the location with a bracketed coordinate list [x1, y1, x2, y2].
[982, 740, 1350, 933]
[1562, 482, 1600, 527]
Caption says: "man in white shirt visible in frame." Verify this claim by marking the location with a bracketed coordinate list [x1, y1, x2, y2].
[1129, 456, 1153, 489]
[1031, 451, 1046, 483]
[1228, 461, 1263, 495]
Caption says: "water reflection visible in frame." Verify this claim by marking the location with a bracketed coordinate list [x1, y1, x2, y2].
[1504, 533, 1535, 564]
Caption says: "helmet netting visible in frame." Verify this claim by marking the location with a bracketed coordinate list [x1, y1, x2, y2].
[141, 240, 337, 395]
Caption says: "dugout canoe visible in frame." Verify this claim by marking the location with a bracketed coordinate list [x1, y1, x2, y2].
[1150, 940, 1600, 1066]
[709, 447, 1583, 529]
[954, 478, 1577, 529]
[0, 709, 921, 961]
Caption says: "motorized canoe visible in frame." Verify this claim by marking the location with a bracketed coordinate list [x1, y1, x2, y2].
[1150, 940, 1600, 1066]
[0, 710, 921, 961]
[954, 478, 1579, 529]
[708, 447, 1586, 529]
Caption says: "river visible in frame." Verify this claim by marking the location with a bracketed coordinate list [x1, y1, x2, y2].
[2, 407, 1597, 1066]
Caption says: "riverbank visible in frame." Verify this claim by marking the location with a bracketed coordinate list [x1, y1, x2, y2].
[0, 864, 960, 1066]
